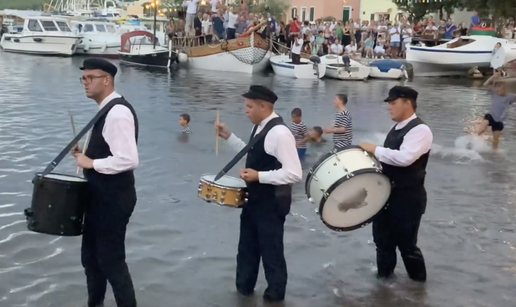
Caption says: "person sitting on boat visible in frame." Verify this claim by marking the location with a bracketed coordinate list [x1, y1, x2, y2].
[330, 39, 343, 55]
[374, 36, 386, 58]
[344, 40, 357, 55]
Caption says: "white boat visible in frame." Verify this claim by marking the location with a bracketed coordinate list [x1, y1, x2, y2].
[319, 54, 370, 81]
[71, 20, 120, 57]
[270, 54, 326, 79]
[118, 30, 176, 68]
[491, 43, 516, 69]
[171, 32, 271, 74]
[406, 35, 509, 77]
[369, 60, 407, 79]
[0, 15, 82, 56]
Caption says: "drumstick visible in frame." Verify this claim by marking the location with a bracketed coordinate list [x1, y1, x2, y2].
[75, 130, 91, 175]
[68, 110, 77, 137]
[215, 109, 219, 156]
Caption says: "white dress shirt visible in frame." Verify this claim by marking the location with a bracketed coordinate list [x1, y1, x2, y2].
[374, 114, 433, 167]
[91, 91, 139, 175]
[226, 112, 302, 185]
[184, 0, 199, 14]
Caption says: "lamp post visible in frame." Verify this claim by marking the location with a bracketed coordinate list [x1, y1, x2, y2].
[148, 0, 159, 49]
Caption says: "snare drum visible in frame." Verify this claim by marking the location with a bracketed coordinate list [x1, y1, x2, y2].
[305, 146, 391, 232]
[24, 173, 90, 236]
[198, 174, 248, 208]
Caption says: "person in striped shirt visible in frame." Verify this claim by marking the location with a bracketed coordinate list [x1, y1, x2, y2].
[290, 108, 308, 159]
[179, 113, 191, 134]
[323, 94, 353, 149]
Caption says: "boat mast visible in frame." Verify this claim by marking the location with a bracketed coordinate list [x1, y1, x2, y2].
[152, 0, 158, 49]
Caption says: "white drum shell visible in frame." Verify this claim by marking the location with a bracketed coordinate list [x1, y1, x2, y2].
[308, 148, 391, 230]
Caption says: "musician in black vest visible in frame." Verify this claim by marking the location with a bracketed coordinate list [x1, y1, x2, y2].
[215, 85, 302, 302]
[73, 58, 139, 307]
[360, 86, 433, 282]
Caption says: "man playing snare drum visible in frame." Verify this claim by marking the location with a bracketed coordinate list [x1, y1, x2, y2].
[215, 85, 302, 302]
[360, 86, 433, 282]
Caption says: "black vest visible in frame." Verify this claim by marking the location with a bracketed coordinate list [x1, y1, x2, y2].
[245, 117, 292, 203]
[381, 117, 430, 188]
[84, 97, 139, 190]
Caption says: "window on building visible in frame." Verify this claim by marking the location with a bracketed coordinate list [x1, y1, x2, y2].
[309, 7, 315, 22]
[291, 7, 297, 19]
[301, 7, 306, 22]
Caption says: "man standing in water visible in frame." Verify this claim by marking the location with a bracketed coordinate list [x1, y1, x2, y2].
[74, 58, 139, 307]
[476, 72, 516, 149]
[360, 86, 432, 282]
[324, 94, 353, 149]
[215, 85, 302, 302]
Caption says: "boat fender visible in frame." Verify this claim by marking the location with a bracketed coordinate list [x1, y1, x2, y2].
[178, 52, 188, 63]
[84, 40, 90, 52]
[309, 55, 321, 64]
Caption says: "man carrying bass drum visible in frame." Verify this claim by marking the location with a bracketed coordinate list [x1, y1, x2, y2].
[73, 58, 139, 307]
[360, 86, 433, 282]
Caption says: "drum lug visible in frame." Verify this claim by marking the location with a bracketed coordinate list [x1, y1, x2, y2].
[244, 198, 248, 203]
[312, 175, 318, 181]
[323, 192, 329, 198]
[363, 151, 369, 156]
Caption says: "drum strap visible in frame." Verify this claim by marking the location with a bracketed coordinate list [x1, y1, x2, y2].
[40, 98, 122, 176]
[214, 117, 283, 181]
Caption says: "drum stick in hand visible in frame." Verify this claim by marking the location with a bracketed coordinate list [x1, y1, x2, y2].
[215, 109, 219, 156]
[76, 130, 92, 175]
[68, 110, 77, 137]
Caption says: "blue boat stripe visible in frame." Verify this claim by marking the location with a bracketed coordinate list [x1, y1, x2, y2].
[408, 47, 492, 54]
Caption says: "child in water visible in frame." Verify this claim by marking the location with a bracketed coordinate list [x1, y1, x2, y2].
[179, 113, 191, 133]
[303, 126, 325, 143]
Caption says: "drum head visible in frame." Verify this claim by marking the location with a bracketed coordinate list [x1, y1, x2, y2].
[202, 174, 246, 188]
[42, 173, 87, 182]
[320, 172, 391, 232]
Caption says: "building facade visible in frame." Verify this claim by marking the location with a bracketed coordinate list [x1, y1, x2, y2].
[288, 0, 360, 23]
[359, 0, 401, 22]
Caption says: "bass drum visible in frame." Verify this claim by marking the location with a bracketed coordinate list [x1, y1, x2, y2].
[305, 146, 391, 232]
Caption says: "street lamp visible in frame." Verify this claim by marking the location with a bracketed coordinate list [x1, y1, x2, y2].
[148, 0, 159, 48]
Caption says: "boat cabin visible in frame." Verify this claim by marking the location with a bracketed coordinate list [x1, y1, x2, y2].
[72, 21, 117, 34]
[23, 17, 73, 33]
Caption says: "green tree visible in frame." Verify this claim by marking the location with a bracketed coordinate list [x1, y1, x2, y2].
[0, 0, 45, 10]
[250, 0, 289, 19]
[393, 0, 464, 22]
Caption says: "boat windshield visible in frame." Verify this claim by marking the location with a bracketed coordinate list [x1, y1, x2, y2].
[56, 21, 71, 32]
[131, 36, 154, 45]
[41, 20, 59, 32]
[95, 24, 107, 32]
[447, 38, 475, 48]
[105, 24, 116, 33]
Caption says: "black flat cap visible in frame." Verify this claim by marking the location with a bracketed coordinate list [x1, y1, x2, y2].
[80, 58, 117, 77]
[384, 86, 418, 104]
[242, 85, 278, 104]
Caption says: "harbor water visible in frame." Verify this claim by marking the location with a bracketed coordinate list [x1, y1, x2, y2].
[0, 52, 515, 307]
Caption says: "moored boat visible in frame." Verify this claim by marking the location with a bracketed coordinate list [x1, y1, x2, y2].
[406, 35, 509, 76]
[369, 60, 407, 79]
[320, 54, 370, 81]
[71, 20, 120, 58]
[118, 30, 175, 68]
[270, 54, 326, 79]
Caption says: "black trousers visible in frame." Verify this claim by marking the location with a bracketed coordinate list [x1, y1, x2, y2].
[81, 187, 137, 307]
[372, 187, 427, 281]
[291, 53, 301, 64]
[236, 198, 290, 301]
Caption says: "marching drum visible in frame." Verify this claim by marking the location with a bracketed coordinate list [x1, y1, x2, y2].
[198, 174, 248, 208]
[24, 173, 90, 236]
[305, 146, 391, 232]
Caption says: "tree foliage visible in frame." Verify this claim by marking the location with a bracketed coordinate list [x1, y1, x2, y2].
[249, 0, 289, 19]
[394, 0, 464, 22]
[0, 0, 45, 10]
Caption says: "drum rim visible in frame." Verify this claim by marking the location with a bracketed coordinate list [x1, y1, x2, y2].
[305, 145, 377, 198]
[317, 168, 391, 232]
[34, 172, 87, 182]
[200, 173, 247, 189]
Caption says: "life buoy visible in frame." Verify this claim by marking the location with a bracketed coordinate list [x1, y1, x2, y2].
[480, 22, 487, 28]
[238, 41, 244, 46]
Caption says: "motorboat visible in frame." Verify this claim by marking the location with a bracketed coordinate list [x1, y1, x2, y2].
[118, 30, 176, 68]
[406, 35, 509, 77]
[71, 20, 120, 57]
[270, 54, 326, 79]
[319, 54, 370, 81]
[0, 15, 82, 56]
[491, 43, 516, 69]
[369, 60, 408, 79]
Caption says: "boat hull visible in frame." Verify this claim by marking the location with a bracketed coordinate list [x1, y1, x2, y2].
[119, 50, 175, 67]
[320, 55, 370, 80]
[187, 49, 272, 73]
[0, 34, 81, 56]
[76, 44, 120, 58]
[369, 67, 404, 79]
[270, 55, 325, 79]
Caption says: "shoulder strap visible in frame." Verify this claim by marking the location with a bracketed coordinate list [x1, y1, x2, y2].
[214, 117, 283, 181]
[40, 98, 121, 176]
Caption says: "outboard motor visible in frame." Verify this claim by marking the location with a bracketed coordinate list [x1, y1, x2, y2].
[341, 55, 352, 76]
[309, 55, 321, 77]
[0, 24, 7, 38]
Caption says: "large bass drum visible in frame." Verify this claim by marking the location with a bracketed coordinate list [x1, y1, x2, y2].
[24, 173, 90, 236]
[305, 146, 391, 232]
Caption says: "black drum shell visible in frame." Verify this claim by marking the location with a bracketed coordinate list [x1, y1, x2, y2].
[25, 172, 89, 236]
